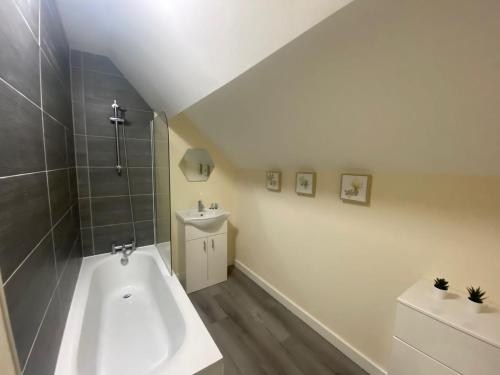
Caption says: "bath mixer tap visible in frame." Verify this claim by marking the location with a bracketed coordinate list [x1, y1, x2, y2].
[111, 242, 136, 265]
[111, 243, 123, 254]
[121, 241, 136, 265]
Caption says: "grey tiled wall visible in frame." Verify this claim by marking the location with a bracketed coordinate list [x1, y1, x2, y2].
[0, 0, 81, 374]
[71, 50, 155, 256]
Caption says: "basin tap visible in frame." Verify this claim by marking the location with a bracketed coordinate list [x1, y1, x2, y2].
[198, 200, 205, 212]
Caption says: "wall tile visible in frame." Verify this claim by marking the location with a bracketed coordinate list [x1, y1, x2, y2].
[12, 0, 39, 39]
[87, 135, 124, 167]
[78, 198, 91, 228]
[155, 217, 170, 243]
[57, 240, 81, 321]
[131, 195, 153, 222]
[74, 135, 87, 166]
[83, 52, 123, 76]
[135, 220, 154, 247]
[125, 139, 152, 167]
[76, 167, 89, 197]
[0, 173, 51, 280]
[40, 0, 70, 86]
[53, 209, 78, 273]
[93, 223, 134, 255]
[124, 110, 153, 140]
[0, 3, 81, 372]
[44, 114, 67, 170]
[89, 167, 129, 197]
[85, 101, 116, 137]
[70, 50, 82, 68]
[129, 168, 153, 195]
[84, 70, 150, 111]
[4, 235, 57, 366]
[72, 100, 85, 134]
[48, 169, 71, 224]
[71, 201, 81, 229]
[70, 67, 83, 105]
[70, 50, 157, 260]
[0, 0, 40, 103]
[0, 79, 45, 177]
[67, 133, 76, 167]
[22, 292, 63, 375]
[80, 228, 93, 256]
[86, 104, 152, 140]
[68, 167, 78, 204]
[41, 52, 72, 127]
[91, 196, 132, 226]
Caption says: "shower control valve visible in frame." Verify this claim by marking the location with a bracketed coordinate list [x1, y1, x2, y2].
[111, 243, 123, 254]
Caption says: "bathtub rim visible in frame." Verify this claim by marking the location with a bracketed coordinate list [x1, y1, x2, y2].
[55, 244, 223, 375]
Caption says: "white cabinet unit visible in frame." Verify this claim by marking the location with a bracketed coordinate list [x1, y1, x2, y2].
[389, 280, 500, 375]
[185, 237, 210, 293]
[176, 210, 229, 293]
[207, 233, 228, 286]
[390, 337, 459, 375]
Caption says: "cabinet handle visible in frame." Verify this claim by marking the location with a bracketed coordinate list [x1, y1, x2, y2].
[211, 239, 215, 249]
[203, 240, 207, 252]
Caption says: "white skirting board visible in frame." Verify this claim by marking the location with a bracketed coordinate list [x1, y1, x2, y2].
[234, 260, 387, 375]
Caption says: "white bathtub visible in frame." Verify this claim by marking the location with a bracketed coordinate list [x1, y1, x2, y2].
[55, 245, 223, 375]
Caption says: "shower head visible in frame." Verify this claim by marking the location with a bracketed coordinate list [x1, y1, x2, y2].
[111, 100, 127, 113]
[110, 99, 126, 123]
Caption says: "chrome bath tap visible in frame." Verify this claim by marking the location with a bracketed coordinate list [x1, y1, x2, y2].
[121, 242, 136, 265]
[111, 243, 123, 254]
[111, 242, 136, 265]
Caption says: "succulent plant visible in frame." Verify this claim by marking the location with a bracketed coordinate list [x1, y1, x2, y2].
[467, 286, 487, 304]
[433, 278, 449, 291]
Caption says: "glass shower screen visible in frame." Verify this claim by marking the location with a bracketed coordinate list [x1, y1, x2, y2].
[152, 112, 172, 274]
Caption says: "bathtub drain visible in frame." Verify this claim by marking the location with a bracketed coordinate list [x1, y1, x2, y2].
[123, 293, 132, 299]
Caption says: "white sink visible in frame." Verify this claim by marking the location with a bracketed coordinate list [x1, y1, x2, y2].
[176, 209, 230, 229]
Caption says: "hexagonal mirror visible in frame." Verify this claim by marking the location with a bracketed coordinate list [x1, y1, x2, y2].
[179, 149, 215, 182]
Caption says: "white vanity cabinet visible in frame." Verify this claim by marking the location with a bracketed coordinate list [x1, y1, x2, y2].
[389, 280, 500, 375]
[185, 232, 227, 293]
[176, 210, 229, 293]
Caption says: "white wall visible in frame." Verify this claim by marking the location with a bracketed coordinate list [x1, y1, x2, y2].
[165, 2, 500, 371]
[56, 0, 354, 115]
[185, 0, 500, 175]
[233, 170, 500, 371]
[167, 124, 500, 372]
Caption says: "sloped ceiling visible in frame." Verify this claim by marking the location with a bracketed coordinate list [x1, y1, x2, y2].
[56, 0, 354, 116]
[182, 0, 500, 175]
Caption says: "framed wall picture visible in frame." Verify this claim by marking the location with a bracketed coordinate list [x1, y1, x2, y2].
[296, 172, 316, 196]
[340, 174, 372, 204]
[266, 171, 281, 192]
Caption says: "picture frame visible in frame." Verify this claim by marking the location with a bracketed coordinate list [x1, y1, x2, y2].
[340, 174, 372, 205]
[266, 171, 281, 192]
[295, 172, 316, 197]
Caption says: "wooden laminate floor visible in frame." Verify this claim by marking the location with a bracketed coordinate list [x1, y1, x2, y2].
[188, 268, 369, 375]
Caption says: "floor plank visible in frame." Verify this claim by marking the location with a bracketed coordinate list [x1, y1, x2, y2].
[188, 268, 369, 375]
[215, 292, 303, 375]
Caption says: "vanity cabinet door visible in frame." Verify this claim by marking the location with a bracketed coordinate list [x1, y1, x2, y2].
[186, 237, 209, 293]
[208, 233, 227, 286]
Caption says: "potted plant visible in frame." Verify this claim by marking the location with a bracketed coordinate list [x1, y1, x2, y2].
[433, 278, 449, 299]
[466, 286, 487, 313]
